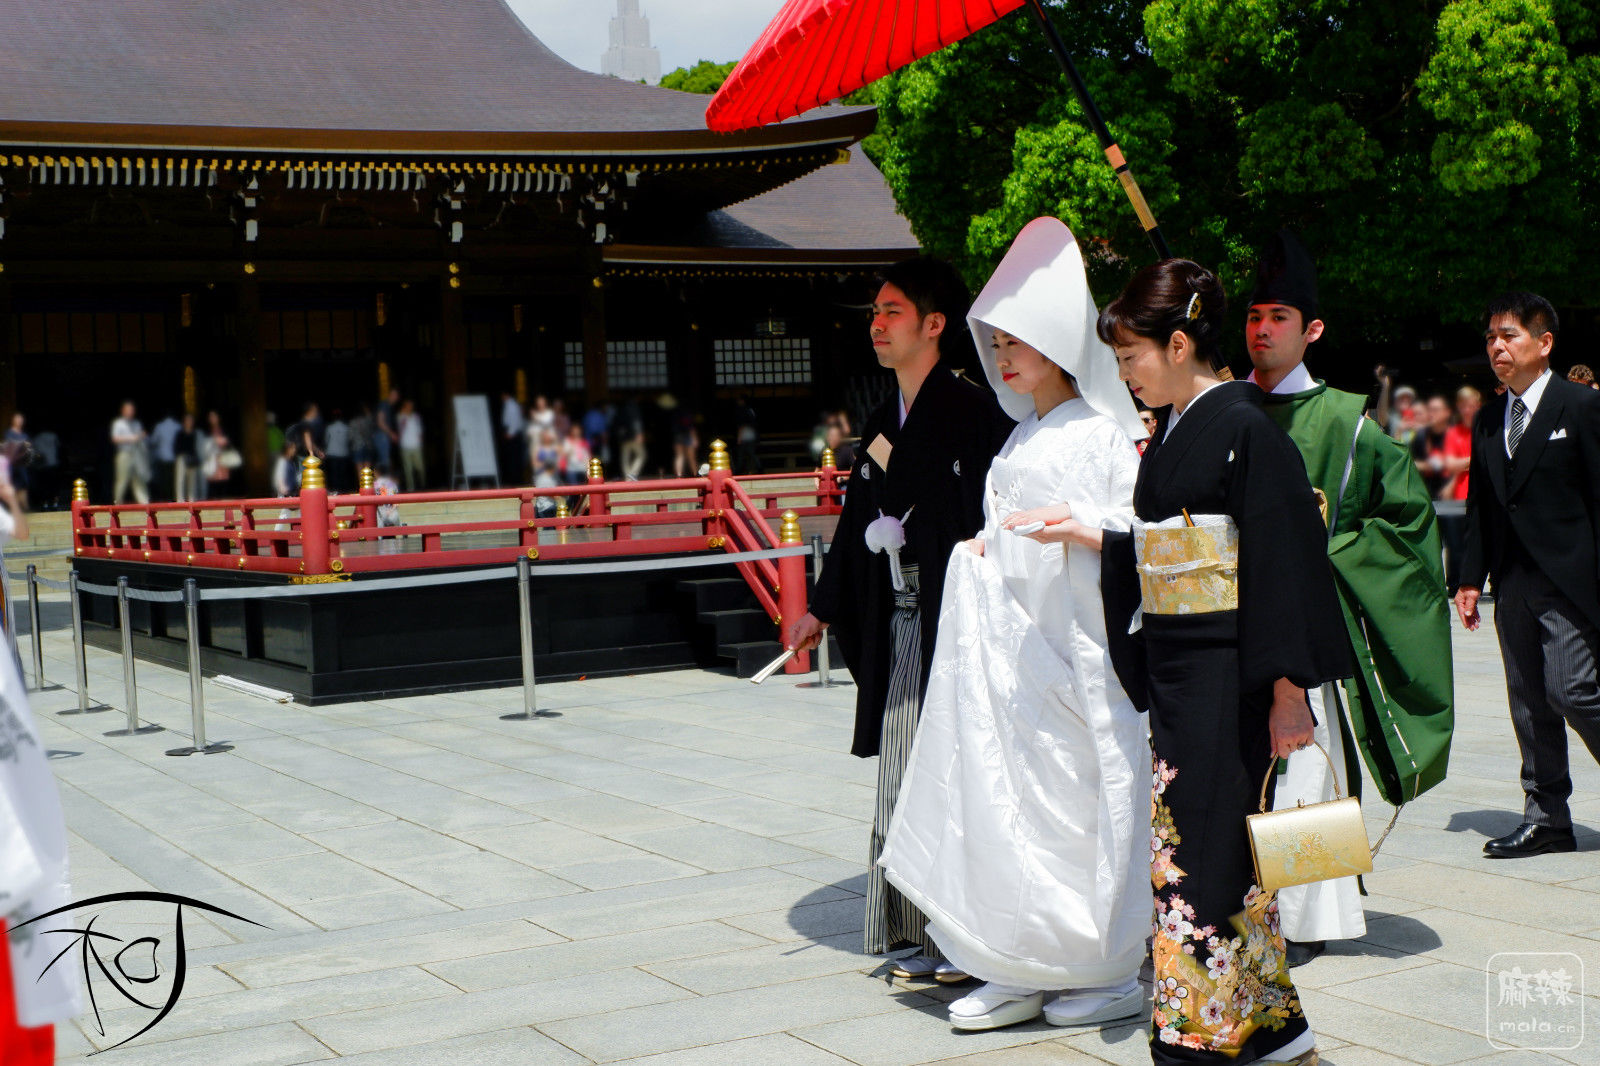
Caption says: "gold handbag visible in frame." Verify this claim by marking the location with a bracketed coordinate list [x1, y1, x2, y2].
[1246, 742, 1374, 893]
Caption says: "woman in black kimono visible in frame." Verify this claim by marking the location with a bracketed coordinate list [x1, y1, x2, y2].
[1097, 261, 1349, 1066]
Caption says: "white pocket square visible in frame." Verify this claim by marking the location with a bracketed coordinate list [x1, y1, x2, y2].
[1550, 428, 1568, 440]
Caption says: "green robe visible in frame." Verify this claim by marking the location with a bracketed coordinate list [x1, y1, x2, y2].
[1261, 381, 1454, 805]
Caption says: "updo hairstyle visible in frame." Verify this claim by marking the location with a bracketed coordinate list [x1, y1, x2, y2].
[1096, 259, 1228, 374]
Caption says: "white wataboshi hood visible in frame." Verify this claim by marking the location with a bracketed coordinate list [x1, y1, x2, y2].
[967, 216, 1145, 440]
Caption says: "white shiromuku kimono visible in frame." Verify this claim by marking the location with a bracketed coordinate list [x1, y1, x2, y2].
[878, 397, 1151, 990]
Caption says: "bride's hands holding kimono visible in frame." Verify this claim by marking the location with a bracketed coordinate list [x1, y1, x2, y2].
[1001, 503, 1103, 550]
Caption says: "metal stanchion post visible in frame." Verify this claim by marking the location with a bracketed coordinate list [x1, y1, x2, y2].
[167, 579, 230, 756]
[107, 577, 162, 737]
[502, 554, 555, 720]
[797, 534, 849, 689]
[26, 564, 44, 689]
[61, 570, 105, 715]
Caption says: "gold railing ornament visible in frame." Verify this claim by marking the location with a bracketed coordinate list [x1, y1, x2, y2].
[708, 439, 731, 472]
[72, 478, 90, 503]
[588, 456, 604, 481]
[820, 447, 836, 469]
[359, 465, 375, 491]
[780, 510, 803, 546]
[300, 455, 326, 491]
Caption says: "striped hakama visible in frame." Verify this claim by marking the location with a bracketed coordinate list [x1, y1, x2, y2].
[864, 565, 939, 958]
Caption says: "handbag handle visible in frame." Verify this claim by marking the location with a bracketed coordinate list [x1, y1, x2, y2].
[1258, 737, 1403, 857]
[1258, 740, 1342, 814]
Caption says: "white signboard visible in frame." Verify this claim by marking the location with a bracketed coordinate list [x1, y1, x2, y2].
[452, 394, 499, 483]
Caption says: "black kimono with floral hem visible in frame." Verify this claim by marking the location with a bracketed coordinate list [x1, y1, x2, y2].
[1103, 382, 1350, 1063]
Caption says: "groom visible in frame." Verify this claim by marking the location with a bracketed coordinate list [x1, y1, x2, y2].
[788, 256, 1010, 977]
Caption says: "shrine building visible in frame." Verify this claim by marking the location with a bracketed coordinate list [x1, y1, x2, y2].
[0, 0, 917, 497]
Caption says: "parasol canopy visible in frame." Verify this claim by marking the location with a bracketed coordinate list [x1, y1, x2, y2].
[704, 0, 1027, 132]
[705, 0, 1170, 258]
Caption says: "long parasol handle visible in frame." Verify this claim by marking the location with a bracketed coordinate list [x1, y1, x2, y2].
[1024, 0, 1172, 260]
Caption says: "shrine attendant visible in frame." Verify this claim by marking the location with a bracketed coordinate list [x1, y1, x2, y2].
[1097, 260, 1348, 1066]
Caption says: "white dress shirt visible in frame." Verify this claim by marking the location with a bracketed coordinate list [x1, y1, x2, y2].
[1503, 368, 1553, 458]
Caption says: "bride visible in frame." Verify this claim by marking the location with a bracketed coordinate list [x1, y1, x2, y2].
[878, 217, 1151, 1032]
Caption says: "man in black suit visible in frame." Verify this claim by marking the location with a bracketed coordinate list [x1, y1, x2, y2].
[1456, 292, 1600, 858]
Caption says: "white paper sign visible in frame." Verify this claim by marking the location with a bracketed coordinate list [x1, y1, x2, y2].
[452, 394, 499, 481]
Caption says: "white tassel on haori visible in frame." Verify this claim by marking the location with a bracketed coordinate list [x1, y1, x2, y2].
[864, 507, 914, 591]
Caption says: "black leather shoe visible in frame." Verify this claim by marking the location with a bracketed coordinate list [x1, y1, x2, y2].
[1285, 940, 1325, 968]
[1483, 823, 1577, 858]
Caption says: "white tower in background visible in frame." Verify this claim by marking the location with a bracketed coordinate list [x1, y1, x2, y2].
[601, 0, 661, 84]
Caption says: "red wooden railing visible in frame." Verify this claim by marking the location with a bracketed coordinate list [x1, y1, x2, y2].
[70, 441, 847, 669]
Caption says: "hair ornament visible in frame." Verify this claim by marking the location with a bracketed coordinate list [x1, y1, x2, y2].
[1186, 293, 1202, 321]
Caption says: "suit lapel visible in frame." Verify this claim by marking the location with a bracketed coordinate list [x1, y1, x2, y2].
[1508, 383, 1566, 498]
[1481, 394, 1510, 504]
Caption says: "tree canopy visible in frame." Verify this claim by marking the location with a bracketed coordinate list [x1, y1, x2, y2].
[659, 60, 738, 94]
[867, 0, 1600, 362]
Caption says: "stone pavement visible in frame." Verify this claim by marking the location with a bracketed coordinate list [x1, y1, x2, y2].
[17, 603, 1599, 1065]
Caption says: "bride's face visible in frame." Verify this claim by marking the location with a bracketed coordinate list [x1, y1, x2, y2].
[991, 330, 1061, 396]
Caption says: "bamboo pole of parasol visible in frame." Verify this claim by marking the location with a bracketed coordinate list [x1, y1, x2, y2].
[1024, 0, 1172, 260]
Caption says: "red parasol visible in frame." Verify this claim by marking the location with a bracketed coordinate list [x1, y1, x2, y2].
[706, 0, 1170, 258]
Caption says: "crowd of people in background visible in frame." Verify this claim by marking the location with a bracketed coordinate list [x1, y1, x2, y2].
[63, 351, 1600, 514]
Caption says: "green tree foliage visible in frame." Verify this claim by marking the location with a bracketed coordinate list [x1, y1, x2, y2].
[868, 1, 1600, 340]
[660, 59, 738, 94]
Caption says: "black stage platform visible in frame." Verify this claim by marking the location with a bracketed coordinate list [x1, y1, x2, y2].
[76, 555, 829, 704]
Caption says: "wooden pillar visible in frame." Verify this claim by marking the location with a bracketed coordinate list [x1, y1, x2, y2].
[236, 278, 269, 494]
[439, 276, 468, 467]
[582, 258, 609, 408]
[438, 276, 468, 403]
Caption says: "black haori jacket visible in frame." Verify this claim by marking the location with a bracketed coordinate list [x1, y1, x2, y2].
[810, 365, 1011, 757]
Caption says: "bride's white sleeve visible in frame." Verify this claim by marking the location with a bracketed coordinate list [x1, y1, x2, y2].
[1095, 422, 1140, 534]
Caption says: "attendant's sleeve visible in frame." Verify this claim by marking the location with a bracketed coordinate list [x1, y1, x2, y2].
[1326, 419, 1454, 800]
[1459, 418, 1491, 590]
[1231, 418, 1353, 692]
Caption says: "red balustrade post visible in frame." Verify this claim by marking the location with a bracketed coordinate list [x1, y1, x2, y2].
[587, 456, 616, 540]
[519, 491, 537, 551]
[819, 446, 839, 513]
[778, 510, 810, 674]
[704, 439, 730, 547]
[356, 465, 378, 530]
[71, 478, 90, 555]
[299, 456, 331, 575]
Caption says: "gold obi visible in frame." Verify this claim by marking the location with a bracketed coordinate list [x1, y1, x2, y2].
[1132, 513, 1239, 616]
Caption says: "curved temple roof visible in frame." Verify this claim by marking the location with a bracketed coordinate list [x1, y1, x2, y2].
[0, 0, 873, 153]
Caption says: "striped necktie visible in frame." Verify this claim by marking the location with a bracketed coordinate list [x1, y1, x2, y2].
[1508, 397, 1527, 457]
